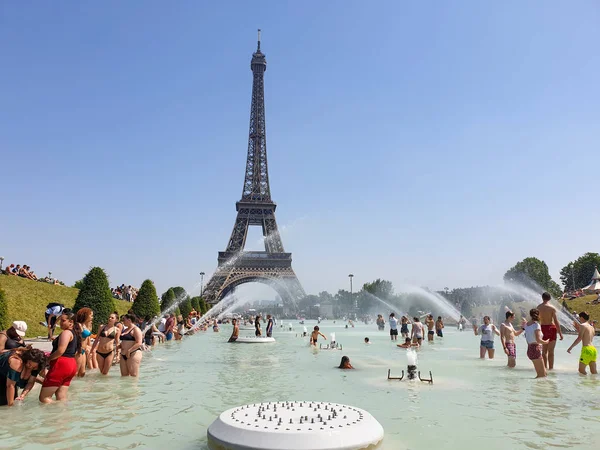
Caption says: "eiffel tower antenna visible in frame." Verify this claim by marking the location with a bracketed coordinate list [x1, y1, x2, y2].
[203, 33, 305, 307]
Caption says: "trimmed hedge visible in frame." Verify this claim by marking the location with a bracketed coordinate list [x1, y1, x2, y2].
[132, 279, 160, 319]
[190, 296, 200, 314]
[0, 287, 8, 330]
[161, 288, 176, 313]
[179, 296, 192, 318]
[73, 267, 115, 332]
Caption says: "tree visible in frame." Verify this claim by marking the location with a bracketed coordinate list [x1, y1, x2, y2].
[171, 287, 187, 303]
[132, 279, 160, 319]
[503, 257, 561, 298]
[179, 296, 193, 318]
[73, 267, 114, 332]
[161, 288, 176, 313]
[362, 279, 394, 299]
[190, 296, 200, 313]
[0, 288, 8, 331]
[73, 279, 84, 289]
[560, 252, 600, 292]
[198, 298, 208, 315]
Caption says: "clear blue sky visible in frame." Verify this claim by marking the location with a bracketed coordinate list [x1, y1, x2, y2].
[2, 2, 598, 299]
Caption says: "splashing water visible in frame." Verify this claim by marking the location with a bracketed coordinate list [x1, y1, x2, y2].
[406, 348, 418, 366]
[362, 292, 408, 317]
[398, 285, 463, 322]
[500, 282, 576, 331]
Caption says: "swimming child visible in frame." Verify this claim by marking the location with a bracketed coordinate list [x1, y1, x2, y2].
[473, 316, 500, 359]
[364, 337, 370, 344]
[310, 326, 326, 346]
[397, 337, 419, 349]
[338, 356, 354, 369]
[500, 311, 523, 368]
[567, 311, 597, 375]
[213, 319, 219, 332]
[228, 319, 239, 343]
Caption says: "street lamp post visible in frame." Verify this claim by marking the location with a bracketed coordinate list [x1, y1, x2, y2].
[200, 272, 205, 297]
[348, 274, 354, 318]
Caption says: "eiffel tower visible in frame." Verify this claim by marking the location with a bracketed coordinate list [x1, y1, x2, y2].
[203, 31, 305, 306]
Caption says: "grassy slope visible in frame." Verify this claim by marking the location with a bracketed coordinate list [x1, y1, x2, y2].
[0, 275, 132, 337]
[563, 294, 600, 320]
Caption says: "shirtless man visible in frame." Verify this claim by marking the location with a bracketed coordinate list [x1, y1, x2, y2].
[567, 311, 597, 375]
[310, 326, 326, 346]
[537, 292, 563, 370]
[500, 311, 524, 368]
[425, 315, 435, 341]
[435, 316, 444, 338]
[228, 318, 239, 342]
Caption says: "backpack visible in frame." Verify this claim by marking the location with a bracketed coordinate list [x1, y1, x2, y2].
[46, 302, 64, 309]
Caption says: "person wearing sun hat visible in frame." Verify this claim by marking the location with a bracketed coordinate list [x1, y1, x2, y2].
[0, 321, 27, 353]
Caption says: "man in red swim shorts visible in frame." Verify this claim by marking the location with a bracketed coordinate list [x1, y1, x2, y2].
[537, 292, 563, 370]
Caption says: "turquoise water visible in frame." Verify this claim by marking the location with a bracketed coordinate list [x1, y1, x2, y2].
[1, 321, 599, 449]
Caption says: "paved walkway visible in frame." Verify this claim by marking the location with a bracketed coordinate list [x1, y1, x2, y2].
[24, 338, 53, 353]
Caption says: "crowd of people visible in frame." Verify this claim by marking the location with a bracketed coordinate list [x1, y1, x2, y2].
[0, 303, 213, 407]
[1, 263, 64, 285]
[0, 290, 596, 409]
[111, 284, 139, 302]
[471, 292, 597, 377]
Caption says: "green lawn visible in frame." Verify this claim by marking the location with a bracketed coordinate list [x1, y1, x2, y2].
[562, 294, 600, 320]
[0, 275, 132, 337]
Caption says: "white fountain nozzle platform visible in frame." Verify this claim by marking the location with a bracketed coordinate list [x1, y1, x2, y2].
[207, 401, 384, 450]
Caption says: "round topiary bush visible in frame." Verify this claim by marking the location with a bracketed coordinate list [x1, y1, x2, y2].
[73, 267, 114, 332]
[179, 296, 192, 318]
[190, 296, 200, 314]
[132, 279, 160, 319]
[161, 288, 176, 313]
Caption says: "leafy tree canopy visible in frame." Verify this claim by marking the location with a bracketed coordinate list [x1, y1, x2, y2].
[560, 252, 600, 292]
[362, 279, 394, 299]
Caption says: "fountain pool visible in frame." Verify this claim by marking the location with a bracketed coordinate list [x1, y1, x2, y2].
[1, 321, 598, 449]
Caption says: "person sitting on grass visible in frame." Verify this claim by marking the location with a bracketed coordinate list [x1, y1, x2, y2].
[4, 264, 16, 276]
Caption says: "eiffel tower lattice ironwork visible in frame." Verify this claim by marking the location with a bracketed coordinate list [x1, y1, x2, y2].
[203, 31, 305, 306]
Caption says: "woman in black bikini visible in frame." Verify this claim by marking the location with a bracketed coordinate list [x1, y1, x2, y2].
[90, 312, 120, 375]
[119, 314, 143, 377]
